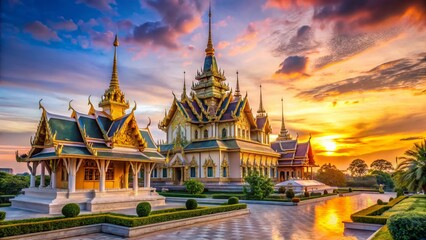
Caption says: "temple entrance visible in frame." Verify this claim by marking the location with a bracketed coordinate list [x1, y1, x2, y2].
[174, 168, 183, 185]
[280, 171, 285, 182]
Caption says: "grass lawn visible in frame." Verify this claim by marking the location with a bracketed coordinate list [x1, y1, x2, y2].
[371, 226, 392, 240]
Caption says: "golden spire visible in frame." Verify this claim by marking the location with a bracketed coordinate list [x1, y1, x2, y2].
[205, 1, 214, 56]
[181, 71, 187, 100]
[234, 70, 241, 97]
[110, 34, 120, 89]
[257, 85, 266, 116]
[276, 97, 292, 141]
[98, 34, 129, 120]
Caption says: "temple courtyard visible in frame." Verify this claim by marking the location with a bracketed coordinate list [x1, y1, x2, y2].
[44, 193, 395, 240]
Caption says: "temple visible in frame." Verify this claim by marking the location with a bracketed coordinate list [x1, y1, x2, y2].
[153, 6, 283, 189]
[271, 98, 316, 181]
[13, 35, 165, 213]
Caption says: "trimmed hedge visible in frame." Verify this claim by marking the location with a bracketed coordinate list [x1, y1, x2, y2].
[350, 196, 407, 224]
[61, 204, 80, 218]
[228, 197, 239, 205]
[186, 199, 198, 210]
[105, 204, 248, 227]
[212, 194, 245, 199]
[0, 211, 5, 221]
[0, 195, 14, 204]
[0, 203, 11, 208]
[0, 204, 247, 237]
[159, 192, 207, 198]
[136, 202, 151, 217]
[387, 212, 426, 240]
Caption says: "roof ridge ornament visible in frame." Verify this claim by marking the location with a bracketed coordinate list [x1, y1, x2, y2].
[38, 99, 46, 113]
[257, 85, 266, 116]
[276, 97, 292, 141]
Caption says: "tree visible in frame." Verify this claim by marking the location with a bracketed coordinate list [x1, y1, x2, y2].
[370, 159, 394, 172]
[371, 170, 394, 190]
[243, 171, 274, 200]
[348, 159, 368, 177]
[0, 172, 29, 195]
[315, 163, 346, 187]
[395, 139, 426, 193]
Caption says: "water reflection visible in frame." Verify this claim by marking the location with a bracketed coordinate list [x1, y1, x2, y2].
[313, 193, 395, 239]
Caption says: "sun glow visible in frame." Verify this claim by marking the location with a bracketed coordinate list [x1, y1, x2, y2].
[322, 139, 337, 153]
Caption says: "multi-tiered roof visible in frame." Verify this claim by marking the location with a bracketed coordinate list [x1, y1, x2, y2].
[16, 36, 164, 163]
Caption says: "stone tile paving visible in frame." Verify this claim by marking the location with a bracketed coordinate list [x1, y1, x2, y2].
[63, 193, 395, 240]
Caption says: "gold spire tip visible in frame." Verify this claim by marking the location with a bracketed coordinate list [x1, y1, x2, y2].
[113, 34, 119, 47]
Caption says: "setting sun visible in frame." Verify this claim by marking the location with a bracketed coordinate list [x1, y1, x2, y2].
[322, 140, 337, 153]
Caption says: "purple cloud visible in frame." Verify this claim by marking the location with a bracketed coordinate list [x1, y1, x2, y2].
[276, 55, 308, 75]
[24, 21, 61, 43]
[51, 17, 78, 31]
[132, 0, 208, 49]
[76, 0, 116, 13]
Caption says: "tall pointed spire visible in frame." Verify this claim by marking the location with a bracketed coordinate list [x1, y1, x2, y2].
[257, 85, 266, 116]
[181, 71, 187, 100]
[110, 34, 120, 89]
[98, 34, 129, 120]
[276, 97, 292, 141]
[205, 1, 214, 56]
[234, 70, 241, 97]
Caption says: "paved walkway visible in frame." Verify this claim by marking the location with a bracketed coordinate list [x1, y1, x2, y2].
[63, 193, 394, 240]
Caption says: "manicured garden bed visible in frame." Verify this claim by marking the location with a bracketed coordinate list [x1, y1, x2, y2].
[0, 204, 247, 237]
[350, 196, 406, 224]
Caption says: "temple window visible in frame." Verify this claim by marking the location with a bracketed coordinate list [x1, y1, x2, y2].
[242, 130, 246, 138]
[270, 168, 274, 178]
[222, 128, 227, 138]
[207, 167, 213, 177]
[190, 167, 196, 178]
[264, 168, 267, 176]
[238, 128, 241, 137]
[204, 129, 208, 138]
[246, 130, 249, 138]
[195, 130, 198, 139]
[162, 168, 168, 178]
[222, 167, 227, 177]
[84, 160, 100, 181]
[106, 162, 114, 180]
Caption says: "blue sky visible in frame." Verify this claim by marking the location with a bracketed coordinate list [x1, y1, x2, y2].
[1, 0, 426, 172]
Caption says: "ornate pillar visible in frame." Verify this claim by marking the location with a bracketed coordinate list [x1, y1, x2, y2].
[130, 162, 142, 195]
[39, 161, 45, 188]
[124, 162, 130, 189]
[27, 161, 39, 188]
[63, 158, 83, 193]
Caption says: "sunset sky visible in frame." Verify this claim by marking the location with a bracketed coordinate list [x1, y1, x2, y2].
[1, 0, 425, 173]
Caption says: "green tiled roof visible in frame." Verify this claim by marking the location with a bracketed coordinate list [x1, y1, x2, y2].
[31, 152, 56, 159]
[223, 140, 279, 154]
[79, 116, 103, 139]
[48, 118, 83, 142]
[61, 146, 92, 155]
[108, 115, 130, 137]
[97, 151, 150, 160]
[92, 143, 109, 149]
[185, 140, 226, 151]
[159, 144, 174, 153]
[97, 116, 112, 132]
[140, 129, 156, 149]
[143, 151, 164, 158]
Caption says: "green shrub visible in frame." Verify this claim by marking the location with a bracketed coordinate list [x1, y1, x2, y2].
[278, 186, 286, 194]
[377, 199, 384, 205]
[136, 202, 151, 217]
[333, 189, 338, 194]
[304, 191, 310, 197]
[186, 199, 198, 210]
[61, 203, 80, 218]
[388, 212, 426, 240]
[159, 192, 207, 198]
[292, 198, 300, 203]
[323, 190, 328, 195]
[243, 171, 274, 200]
[227, 197, 239, 205]
[396, 189, 404, 197]
[0, 211, 5, 221]
[348, 188, 353, 192]
[285, 189, 295, 199]
[184, 179, 204, 194]
[389, 197, 394, 202]
[310, 192, 321, 196]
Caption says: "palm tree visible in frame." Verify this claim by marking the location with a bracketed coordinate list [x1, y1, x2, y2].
[396, 139, 426, 194]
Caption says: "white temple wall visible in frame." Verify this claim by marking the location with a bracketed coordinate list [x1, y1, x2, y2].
[228, 152, 241, 178]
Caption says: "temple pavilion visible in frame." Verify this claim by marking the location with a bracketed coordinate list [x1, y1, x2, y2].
[271, 99, 316, 182]
[13, 35, 165, 214]
[152, 7, 281, 189]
